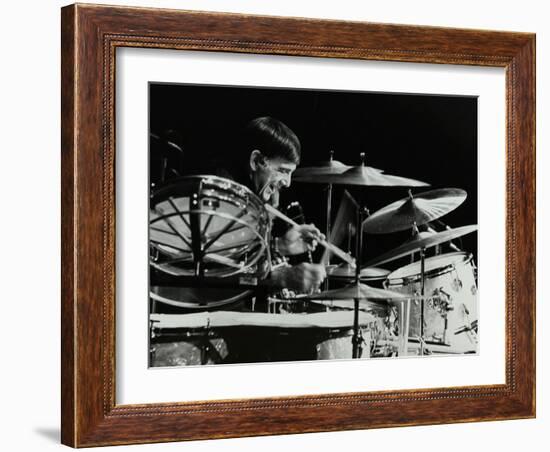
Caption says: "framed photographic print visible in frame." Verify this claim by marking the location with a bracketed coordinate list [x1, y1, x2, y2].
[61, 3, 535, 447]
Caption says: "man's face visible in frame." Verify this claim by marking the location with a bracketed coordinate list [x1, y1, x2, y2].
[251, 154, 297, 207]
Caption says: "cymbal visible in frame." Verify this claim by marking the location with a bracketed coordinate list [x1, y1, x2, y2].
[294, 164, 429, 187]
[294, 162, 385, 178]
[293, 151, 383, 179]
[364, 225, 478, 267]
[293, 159, 350, 177]
[300, 283, 413, 301]
[327, 263, 390, 281]
[308, 298, 391, 316]
[362, 188, 467, 234]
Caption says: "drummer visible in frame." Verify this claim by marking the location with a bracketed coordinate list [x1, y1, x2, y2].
[223, 116, 327, 294]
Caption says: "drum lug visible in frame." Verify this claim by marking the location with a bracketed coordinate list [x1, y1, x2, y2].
[413, 290, 420, 306]
[432, 287, 453, 312]
[150, 245, 160, 263]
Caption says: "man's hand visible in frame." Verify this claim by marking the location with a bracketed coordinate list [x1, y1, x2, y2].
[277, 224, 325, 256]
[268, 263, 326, 293]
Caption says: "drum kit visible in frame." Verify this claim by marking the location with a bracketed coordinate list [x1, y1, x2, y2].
[149, 151, 479, 365]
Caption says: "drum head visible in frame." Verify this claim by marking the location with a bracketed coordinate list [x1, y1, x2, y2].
[149, 176, 270, 278]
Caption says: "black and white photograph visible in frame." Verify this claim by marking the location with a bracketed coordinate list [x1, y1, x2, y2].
[148, 82, 479, 367]
[2, 0, 544, 449]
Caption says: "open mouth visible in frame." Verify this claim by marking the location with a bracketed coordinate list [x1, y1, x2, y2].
[260, 181, 281, 206]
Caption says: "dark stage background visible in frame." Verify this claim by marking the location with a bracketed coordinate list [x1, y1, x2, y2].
[149, 83, 478, 272]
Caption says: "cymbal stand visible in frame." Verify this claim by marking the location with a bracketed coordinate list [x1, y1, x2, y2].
[324, 182, 333, 290]
[352, 205, 369, 359]
[347, 222, 353, 255]
[410, 221, 420, 264]
[199, 318, 212, 365]
[419, 246, 427, 356]
[324, 151, 336, 290]
[410, 222, 428, 356]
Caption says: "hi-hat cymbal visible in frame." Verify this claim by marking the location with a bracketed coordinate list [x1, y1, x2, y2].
[362, 188, 467, 234]
[327, 263, 390, 281]
[365, 225, 478, 267]
[300, 283, 413, 301]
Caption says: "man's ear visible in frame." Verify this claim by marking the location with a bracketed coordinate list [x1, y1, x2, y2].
[249, 150, 264, 171]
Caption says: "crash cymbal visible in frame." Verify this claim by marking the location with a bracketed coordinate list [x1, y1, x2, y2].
[364, 225, 478, 267]
[327, 263, 390, 281]
[294, 154, 428, 187]
[300, 283, 413, 301]
[362, 188, 467, 234]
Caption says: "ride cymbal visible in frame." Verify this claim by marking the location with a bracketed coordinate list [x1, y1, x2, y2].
[362, 188, 467, 234]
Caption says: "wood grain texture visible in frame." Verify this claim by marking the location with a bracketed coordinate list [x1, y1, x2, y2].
[60, 3, 536, 447]
[60, 5, 76, 446]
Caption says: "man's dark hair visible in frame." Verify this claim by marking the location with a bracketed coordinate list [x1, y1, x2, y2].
[242, 116, 301, 165]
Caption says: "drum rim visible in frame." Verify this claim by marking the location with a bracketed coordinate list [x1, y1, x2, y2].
[386, 252, 473, 285]
[149, 175, 270, 278]
[150, 208, 269, 276]
[150, 288, 252, 309]
[151, 175, 266, 214]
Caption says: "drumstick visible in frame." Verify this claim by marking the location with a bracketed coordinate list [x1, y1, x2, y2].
[265, 204, 355, 265]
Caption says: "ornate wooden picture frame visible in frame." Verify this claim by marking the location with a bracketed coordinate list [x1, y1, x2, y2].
[61, 3, 535, 447]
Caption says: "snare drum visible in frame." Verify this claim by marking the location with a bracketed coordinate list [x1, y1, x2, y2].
[385, 252, 478, 354]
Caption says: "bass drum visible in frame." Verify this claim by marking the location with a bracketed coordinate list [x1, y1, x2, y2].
[384, 252, 478, 354]
[150, 332, 229, 367]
